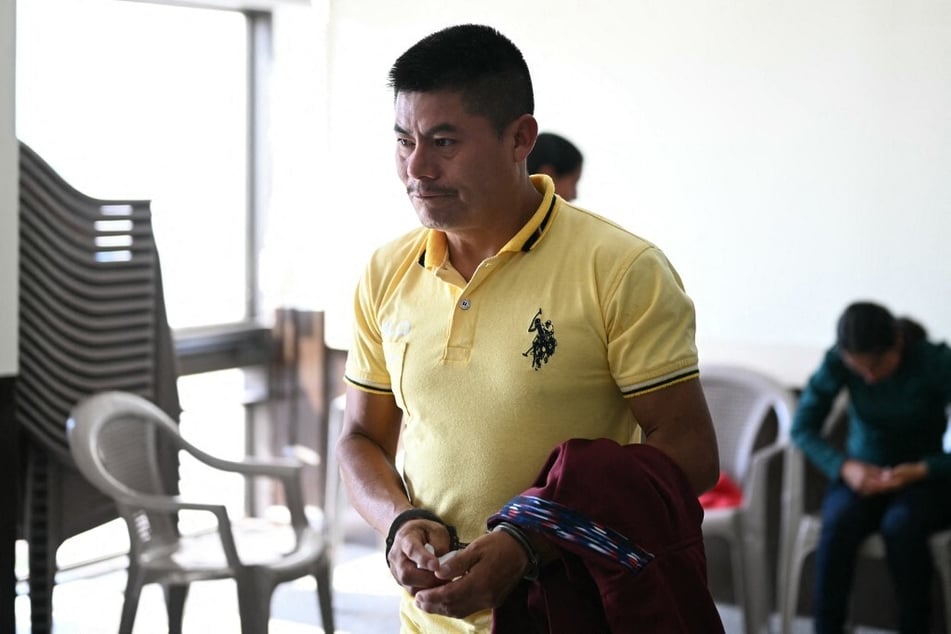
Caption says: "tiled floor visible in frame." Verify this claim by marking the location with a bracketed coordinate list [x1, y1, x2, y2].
[15, 513, 896, 634]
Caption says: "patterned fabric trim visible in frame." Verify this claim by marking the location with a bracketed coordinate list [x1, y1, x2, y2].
[491, 495, 655, 573]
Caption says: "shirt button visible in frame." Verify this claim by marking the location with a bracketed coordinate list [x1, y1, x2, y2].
[460, 298, 471, 310]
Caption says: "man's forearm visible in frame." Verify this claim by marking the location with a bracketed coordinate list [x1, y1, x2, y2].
[337, 434, 412, 535]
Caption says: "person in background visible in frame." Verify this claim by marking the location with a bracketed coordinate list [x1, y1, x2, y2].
[791, 300, 951, 634]
[526, 131, 583, 201]
[336, 23, 720, 633]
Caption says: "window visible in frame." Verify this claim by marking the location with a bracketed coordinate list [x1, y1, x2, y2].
[16, 0, 252, 329]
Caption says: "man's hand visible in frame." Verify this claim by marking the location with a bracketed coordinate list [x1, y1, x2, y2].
[412, 527, 529, 618]
[387, 518, 456, 595]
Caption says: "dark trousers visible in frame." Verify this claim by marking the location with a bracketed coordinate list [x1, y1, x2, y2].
[813, 478, 951, 634]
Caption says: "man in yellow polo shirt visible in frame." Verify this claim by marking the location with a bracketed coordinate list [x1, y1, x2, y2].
[336, 23, 720, 633]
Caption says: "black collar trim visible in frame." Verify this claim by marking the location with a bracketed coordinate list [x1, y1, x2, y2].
[416, 195, 557, 266]
[520, 196, 556, 252]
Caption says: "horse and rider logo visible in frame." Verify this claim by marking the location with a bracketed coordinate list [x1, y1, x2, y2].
[523, 308, 556, 370]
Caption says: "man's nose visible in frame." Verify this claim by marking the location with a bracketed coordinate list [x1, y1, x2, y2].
[406, 144, 436, 180]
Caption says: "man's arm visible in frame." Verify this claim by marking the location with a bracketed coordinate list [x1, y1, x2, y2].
[629, 377, 720, 494]
[335, 385, 451, 592]
[335, 385, 408, 535]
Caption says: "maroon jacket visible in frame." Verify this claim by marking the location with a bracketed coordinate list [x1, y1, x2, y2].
[489, 438, 724, 633]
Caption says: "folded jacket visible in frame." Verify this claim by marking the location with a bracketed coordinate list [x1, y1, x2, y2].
[488, 438, 724, 633]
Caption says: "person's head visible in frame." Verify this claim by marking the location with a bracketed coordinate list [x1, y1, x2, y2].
[388, 24, 534, 136]
[527, 132, 584, 201]
[836, 301, 902, 384]
[388, 25, 539, 233]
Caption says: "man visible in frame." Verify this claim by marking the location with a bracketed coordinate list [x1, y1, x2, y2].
[336, 24, 720, 633]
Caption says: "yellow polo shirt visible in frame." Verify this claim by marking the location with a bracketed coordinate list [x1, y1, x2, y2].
[344, 175, 699, 632]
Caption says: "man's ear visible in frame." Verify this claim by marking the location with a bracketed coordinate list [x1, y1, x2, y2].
[511, 114, 539, 162]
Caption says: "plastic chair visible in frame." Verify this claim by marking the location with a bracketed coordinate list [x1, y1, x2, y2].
[18, 140, 183, 633]
[66, 390, 338, 634]
[700, 364, 797, 634]
[779, 396, 951, 633]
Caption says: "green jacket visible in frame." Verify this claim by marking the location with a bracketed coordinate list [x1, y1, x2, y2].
[791, 338, 951, 480]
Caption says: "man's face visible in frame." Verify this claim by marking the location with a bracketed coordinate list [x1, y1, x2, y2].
[394, 90, 515, 232]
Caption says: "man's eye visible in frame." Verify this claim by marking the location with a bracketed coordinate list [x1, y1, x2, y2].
[434, 138, 454, 147]
[397, 138, 413, 147]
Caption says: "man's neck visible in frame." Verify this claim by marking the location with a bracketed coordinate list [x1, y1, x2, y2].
[444, 183, 543, 282]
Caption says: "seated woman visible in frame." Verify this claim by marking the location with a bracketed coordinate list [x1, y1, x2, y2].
[792, 300, 951, 633]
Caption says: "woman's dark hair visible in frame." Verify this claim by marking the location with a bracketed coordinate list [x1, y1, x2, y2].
[388, 24, 534, 136]
[836, 301, 927, 354]
[527, 132, 583, 176]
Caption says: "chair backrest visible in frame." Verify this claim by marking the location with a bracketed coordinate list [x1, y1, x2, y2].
[67, 391, 184, 550]
[782, 393, 850, 526]
[18, 141, 180, 463]
[700, 364, 797, 485]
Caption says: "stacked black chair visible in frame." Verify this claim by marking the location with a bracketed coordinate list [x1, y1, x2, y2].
[17, 141, 180, 633]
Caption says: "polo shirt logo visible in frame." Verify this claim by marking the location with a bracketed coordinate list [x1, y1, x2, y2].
[523, 308, 557, 370]
[381, 319, 411, 339]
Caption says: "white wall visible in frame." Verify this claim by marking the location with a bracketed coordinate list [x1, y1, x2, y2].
[0, 0, 16, 377]
[5, 1, 949, 387]
[314, 0, 951, 386]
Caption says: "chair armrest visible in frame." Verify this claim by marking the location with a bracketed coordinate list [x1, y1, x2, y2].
[186, 447, 306, 479]
[116, 496, 244, 567]
[183, 445, 312, 523]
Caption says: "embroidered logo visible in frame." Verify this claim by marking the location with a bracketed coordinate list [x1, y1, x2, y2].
[523, 308, 557, 370]
[381, 319, 411, 339]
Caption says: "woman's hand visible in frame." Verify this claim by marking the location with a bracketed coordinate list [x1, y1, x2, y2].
[841, 459, 890, 495]
[840, 459, 928, 494]
[880, 461, 928, 489]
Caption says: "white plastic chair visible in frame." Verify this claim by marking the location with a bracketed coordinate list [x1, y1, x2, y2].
[700, 364, 797, 634]
[780, 396, 951, 633]
[66, 390, 338, 634]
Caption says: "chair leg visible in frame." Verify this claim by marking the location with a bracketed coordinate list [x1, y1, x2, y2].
[162, 582, 189, 634]
[315, 562, 335, 634]
[781, 537, 809, 634]
[235, 578, 272, 634]
[928, 539, 951, 633]
[119, 567, 146, 634]
[728, 537, 753, 632]
[741, 534, 771, 633]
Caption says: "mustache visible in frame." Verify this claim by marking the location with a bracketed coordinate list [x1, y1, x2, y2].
[408, 185, 457, 196]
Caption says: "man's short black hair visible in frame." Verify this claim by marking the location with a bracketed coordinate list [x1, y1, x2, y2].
[388, 24, 534, 135]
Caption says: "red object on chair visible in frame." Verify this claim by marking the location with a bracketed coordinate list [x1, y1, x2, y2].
[698, 472, 744, 509]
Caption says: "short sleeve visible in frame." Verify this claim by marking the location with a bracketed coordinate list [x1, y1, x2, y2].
[606, 245, 699, 396]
